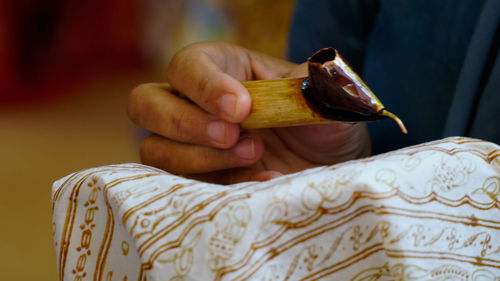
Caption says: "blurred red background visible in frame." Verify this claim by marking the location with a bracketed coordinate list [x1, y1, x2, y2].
[0, 1, 294, 280]
[0, 0, 294, 105]
[0, 0, 142, 104]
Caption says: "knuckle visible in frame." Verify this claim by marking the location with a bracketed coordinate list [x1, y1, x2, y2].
[128, 83, 153, 121]
[140, 134, 228, 175]
[166, 54, 180, 83]
[197, 74, 226, 113]
[197, 76, 214, 104]
[139, 136, 155, 165]
[140, 136, 176, 172]
[168, 109, 189, 141]
[185, 41, 212, 51]
[167, 50, 190, 83]
[131, 83, 153, 98]
[183, 148, 214, 174]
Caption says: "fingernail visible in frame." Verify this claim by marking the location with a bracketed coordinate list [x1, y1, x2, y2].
[206, 121, 226, 144]
[219, 94, 237, 119]
[234, 137, 255, 160]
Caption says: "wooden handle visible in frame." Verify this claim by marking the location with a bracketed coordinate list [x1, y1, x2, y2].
[161, 78, 335, 129]
[240, 78, 333, 128]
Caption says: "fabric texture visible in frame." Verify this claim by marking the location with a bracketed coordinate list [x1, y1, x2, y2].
[52, 137, 500, 280]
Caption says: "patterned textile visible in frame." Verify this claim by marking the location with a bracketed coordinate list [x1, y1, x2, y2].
[52, 137, 500, 281]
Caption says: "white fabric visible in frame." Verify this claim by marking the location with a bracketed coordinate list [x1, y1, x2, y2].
[52, 137, 500, 280]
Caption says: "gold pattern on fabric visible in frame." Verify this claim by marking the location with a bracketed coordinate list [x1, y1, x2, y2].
[51, 138, 500, 280]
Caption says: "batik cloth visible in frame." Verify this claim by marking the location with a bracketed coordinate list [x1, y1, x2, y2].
[52, 137, 500, 280]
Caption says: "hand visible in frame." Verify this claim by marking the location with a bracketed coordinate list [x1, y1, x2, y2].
[128, 42, 371, 184]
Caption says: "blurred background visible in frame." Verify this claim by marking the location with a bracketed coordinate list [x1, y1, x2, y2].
[0, 0, 295, 280]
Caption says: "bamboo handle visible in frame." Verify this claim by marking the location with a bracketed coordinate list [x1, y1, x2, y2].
[162, 78, 334, 129]
[159, 78, 406, 131]
[240, 78, 332, 128]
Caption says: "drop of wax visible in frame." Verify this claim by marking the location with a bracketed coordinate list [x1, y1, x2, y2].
[302, 47, 407, 133]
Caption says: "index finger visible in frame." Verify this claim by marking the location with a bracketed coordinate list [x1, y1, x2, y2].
[166, 43, 252, 123]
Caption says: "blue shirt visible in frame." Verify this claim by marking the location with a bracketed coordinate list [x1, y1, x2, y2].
[289, 0, 499, 153]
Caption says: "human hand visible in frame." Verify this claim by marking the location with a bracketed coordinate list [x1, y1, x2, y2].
[128, 42, 371, 184]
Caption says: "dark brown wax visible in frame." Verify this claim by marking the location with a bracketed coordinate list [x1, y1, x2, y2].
[302, 47, 387, 121]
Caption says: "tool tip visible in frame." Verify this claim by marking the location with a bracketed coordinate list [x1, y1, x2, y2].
[381, 110, 408, 134]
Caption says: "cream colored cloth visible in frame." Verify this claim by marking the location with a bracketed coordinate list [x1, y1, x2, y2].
[52, 137, 500, 281]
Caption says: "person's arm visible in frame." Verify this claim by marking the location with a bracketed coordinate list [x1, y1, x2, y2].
[128, 42, 370, 184]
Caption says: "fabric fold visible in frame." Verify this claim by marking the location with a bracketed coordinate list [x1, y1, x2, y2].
[52, 137, 500, 280]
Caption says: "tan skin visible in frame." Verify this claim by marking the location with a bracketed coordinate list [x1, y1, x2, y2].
[128, 42, 371, 184]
